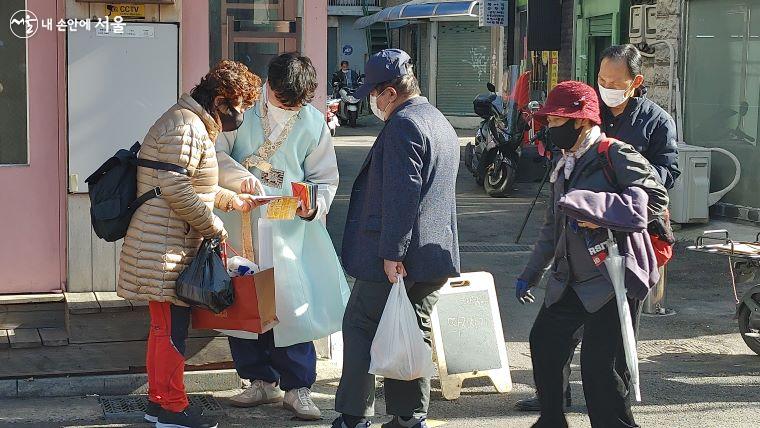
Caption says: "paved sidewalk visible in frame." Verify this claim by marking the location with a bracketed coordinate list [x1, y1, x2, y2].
[2, 121, 758, 427]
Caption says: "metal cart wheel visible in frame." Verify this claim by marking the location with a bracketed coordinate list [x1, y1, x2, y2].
[738, 300, 760, 356]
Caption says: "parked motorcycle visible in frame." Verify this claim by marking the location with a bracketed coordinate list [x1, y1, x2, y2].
[326, 98, 340, 136]
[464, 70, 530, 197]
[333, 74, 364, 128]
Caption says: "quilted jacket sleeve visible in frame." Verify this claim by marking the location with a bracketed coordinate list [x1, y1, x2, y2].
[610, 142, 669, 219]
[155, 124, 225, 239]
[215, 130, 263, 195]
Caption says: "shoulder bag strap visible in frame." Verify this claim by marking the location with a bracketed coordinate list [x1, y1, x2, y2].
[136, 158, 189, 176]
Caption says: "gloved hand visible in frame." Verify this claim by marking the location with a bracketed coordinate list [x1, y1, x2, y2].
[516, 278, 535, 304]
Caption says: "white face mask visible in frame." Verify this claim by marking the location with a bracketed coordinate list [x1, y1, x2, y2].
[265, 82, 299, 124]
[370, 89, 390, 121]
[266, 101, 299, 128]
[599, 83, 633, 108]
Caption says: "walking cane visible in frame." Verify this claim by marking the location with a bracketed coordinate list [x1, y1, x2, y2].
[515, 125, 551, 244]
[515, 165, 550, 244]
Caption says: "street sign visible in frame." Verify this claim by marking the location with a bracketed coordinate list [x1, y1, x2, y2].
[479, 0, 508, 27]
[342, 44, 353, 56]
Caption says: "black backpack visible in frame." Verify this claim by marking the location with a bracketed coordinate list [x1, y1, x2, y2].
[85, 142, 189, 242]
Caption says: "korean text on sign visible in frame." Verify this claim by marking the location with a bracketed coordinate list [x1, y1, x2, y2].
[479, 0, 507, 27]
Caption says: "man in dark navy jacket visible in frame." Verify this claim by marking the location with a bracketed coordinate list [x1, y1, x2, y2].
[598, 44, 681, 190]
[333, 49, 460, 428]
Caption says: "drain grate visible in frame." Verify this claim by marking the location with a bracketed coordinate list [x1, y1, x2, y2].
[99, 394, 223, 419]
[459, 243, 533, 253]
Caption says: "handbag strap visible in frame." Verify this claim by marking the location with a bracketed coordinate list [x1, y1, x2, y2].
[241, 211, 256, 261]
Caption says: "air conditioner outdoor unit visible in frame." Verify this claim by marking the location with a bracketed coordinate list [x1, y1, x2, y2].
[669, 144, 741, 224]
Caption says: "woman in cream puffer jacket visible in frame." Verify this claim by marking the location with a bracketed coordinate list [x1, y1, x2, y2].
[118, 92, 236, 304]
[117, 61, 262, 426]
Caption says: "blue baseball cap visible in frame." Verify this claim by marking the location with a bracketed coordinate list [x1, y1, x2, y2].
[355, 49, 412, 99]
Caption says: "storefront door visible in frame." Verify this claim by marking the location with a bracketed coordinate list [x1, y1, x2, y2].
[574, 0, 623, 83]
[0, 0, 64, 294]
[436, 21, 492, 116]
[684, 0, 760, 209]
[211, 0, 300, 79]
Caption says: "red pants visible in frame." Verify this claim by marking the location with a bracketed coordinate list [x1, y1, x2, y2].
[147, 302, 191, 412]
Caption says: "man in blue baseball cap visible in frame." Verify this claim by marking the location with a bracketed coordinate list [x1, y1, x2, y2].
[332, 49, 461, 428]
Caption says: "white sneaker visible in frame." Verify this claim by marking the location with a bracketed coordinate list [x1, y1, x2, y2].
[228, 380, 284, 408]
[283, 387, 321, 420]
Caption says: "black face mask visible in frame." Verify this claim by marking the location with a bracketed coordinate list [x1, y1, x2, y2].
[218, 102, 244, 132]
[548, 119, 581, 150]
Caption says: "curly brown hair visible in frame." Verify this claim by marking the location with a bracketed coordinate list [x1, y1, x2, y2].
[190, 60, 262, 124]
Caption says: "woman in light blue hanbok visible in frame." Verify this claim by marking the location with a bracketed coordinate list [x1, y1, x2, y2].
[215, 54, 349, 421]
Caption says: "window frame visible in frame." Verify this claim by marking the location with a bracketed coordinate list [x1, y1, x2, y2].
[1, 0, 31, 167]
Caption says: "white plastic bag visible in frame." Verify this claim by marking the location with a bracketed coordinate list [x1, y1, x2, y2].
[369, 277, 436, 381]
[226, 255, 259, 277]
[257, 219, 274, 270]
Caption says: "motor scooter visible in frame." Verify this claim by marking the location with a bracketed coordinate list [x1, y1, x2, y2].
[464, 68, 530, 197]
[332, 75, 364, 128]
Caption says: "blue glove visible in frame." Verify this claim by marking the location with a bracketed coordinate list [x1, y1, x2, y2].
[516, 278, 535, 304]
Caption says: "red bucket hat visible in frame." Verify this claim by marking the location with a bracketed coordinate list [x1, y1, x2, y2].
[534, 80, 601, 125]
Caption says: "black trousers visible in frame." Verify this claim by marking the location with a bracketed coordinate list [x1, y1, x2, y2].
[335, 279, 444, 418]
[561, 299, 643, 400]
[530, 289, 639, 428]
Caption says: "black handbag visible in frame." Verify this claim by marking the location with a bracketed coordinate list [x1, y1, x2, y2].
[176, 238, 234, 313]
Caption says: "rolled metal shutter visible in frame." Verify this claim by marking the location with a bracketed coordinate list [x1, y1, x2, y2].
[436, 22, 492, 116]
[588, 14, 613, 37]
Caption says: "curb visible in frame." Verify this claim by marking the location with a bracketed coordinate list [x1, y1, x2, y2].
[0, 369, 242, 398]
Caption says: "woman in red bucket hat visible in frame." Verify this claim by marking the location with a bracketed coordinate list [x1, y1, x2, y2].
[515, 81, 670, 428]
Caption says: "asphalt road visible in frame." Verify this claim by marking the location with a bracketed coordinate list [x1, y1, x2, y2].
[2, 118, 758, 428]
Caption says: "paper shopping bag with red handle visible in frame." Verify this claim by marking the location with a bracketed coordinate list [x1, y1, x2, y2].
[191, 267, 278, 333]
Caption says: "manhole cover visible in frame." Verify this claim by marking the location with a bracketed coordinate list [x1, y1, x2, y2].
[99, 394, 223, 419]
[459, 244, 533, 253]
[638, 341, 734, 358]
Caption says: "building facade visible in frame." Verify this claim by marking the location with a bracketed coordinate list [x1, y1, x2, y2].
[361, 0, 504, 127]
[0, 0, 328, 296]
[327, 0, 383, 86]
[681, 0, 760, 220]
[566, 0, 759, 220]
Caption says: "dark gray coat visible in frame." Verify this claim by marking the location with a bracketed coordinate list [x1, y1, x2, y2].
[342, 97, 461, 283]
[519, 134, 668, 312]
